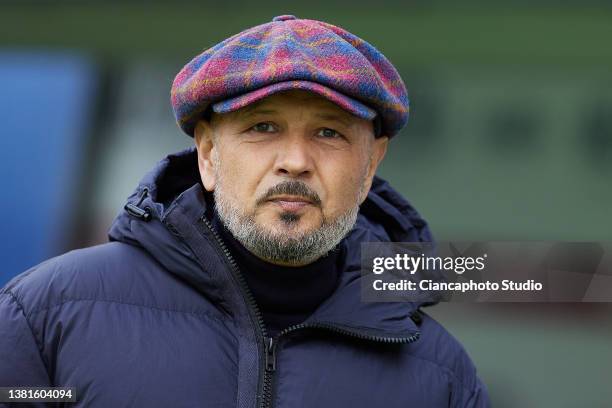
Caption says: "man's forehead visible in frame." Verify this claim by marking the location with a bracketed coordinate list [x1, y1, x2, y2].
[233, 90, 358, 121]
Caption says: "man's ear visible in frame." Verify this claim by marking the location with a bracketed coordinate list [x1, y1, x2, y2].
[359, 136, 389, 204]
[194, 120, 217, 192]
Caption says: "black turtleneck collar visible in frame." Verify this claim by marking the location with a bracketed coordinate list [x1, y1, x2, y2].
[209, 209, 344, 337]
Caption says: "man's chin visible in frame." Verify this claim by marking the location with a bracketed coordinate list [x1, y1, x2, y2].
[255, 218, 320, 238]
[256, 211, 321, 232]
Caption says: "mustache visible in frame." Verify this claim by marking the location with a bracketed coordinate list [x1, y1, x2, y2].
[256, 181, 322, 207]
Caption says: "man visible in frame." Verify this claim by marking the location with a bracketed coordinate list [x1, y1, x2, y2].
[0, 15, 489, 407]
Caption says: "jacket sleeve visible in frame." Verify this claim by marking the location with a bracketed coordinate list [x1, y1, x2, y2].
[0, 291, 51, 389]
[461, 376, 490, 407]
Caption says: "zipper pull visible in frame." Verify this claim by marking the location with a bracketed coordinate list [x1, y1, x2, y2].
[124, 188, 151, 221]
[124, 203, 152, 221]
[265, 337, 277, 372]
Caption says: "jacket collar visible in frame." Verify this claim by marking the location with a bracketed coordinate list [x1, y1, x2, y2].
[109, 148, 433, 340]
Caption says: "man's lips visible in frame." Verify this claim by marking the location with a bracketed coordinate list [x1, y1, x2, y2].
[267, 195, 314, 212]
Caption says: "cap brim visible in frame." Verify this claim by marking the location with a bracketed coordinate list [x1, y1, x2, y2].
[211, 80, 378, 121]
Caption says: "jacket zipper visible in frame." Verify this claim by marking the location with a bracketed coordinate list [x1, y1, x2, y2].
[199, 216, 420, 408]
[262, 336, 277, 408]
[261, 324, 419, 408]
[199, 217, 273, 408]
[277, 322, 421, 344]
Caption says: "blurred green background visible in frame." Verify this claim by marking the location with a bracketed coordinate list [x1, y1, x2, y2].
[1, 1, 611, 406]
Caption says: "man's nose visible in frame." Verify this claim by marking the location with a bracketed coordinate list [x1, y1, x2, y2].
[274, 136, 314, 178]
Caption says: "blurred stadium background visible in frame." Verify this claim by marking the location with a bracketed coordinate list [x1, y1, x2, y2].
[1, 1, 611, 406]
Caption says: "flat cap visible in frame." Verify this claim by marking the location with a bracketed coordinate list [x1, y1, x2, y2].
[171, 15, 409, 138]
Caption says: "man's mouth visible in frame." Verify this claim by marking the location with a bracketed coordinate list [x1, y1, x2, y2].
[267, 195, 314, 212]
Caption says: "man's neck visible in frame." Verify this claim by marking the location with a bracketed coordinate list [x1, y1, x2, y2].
[209, 210, 344, 336]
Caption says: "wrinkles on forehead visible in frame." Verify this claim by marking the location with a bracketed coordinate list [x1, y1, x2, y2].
[210, 90, 373, 138]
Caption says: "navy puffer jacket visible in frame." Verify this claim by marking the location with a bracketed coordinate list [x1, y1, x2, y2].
[0, 148, 489, 407]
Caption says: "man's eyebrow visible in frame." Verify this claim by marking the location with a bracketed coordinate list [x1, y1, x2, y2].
[235, 100, 277, 119]
[236, 104, 354, 127]
[313, 112, 353, 127]
[240, 108, 278, 118]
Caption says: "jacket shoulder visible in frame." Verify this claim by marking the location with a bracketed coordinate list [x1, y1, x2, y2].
[1, 242, 169, 316]
[405, 310, 487, 400]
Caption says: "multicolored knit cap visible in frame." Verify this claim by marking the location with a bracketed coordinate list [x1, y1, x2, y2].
[171, 15, 409, 138]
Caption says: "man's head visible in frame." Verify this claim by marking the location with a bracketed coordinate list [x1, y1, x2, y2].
[194, 89, 388, 266]
[172, 15, 410, 265]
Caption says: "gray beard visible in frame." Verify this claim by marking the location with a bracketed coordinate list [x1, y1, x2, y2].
[212, 155, 363, 265]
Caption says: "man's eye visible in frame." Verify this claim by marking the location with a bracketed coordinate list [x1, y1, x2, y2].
[317, 128, 341, 139]
[250, 122, 277, 133]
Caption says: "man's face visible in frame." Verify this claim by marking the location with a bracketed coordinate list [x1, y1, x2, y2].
[194, 90, 388, 265]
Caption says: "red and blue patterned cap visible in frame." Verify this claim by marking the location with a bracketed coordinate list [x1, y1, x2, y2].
[171, 15, 409, 138]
